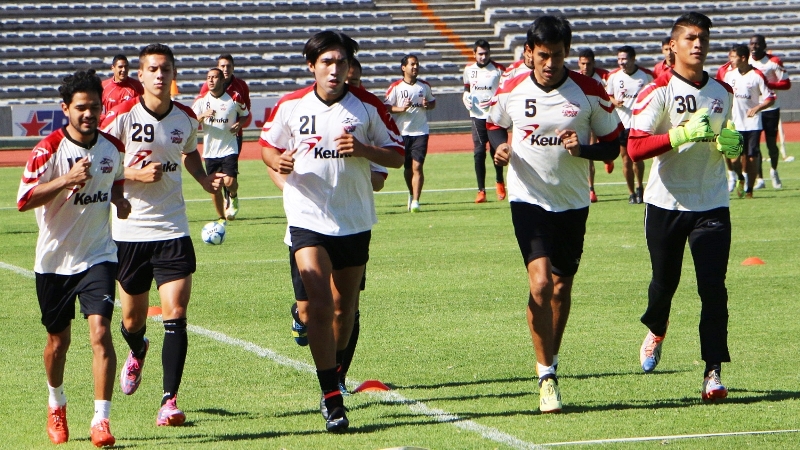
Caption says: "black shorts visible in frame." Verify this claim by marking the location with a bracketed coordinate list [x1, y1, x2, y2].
[289, 227, 370, 271]
[116, 237, 196, 295]
[403, 135, 429, 164]
[740, 130, 761, 157]
[290, 247, 367, 301]
[36, 261, 117, 334]
[510, 202, 589, 277]
[205, 154, 239, 178]
[619, 128, 631, 147]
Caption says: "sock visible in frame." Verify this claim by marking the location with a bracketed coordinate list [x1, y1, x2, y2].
[552, 354, 559, 369]
[705, 363, 721, 377]
[729, 170, 737, 180]
[48, 383, 66, 408]
[162, 318, 188, 404]
[91, 400, 111, 426]
[120, 322, 147, 359]
[339, 310, 360, 385]
[536, 363, 556, 381]
[317, 367, 343, 412]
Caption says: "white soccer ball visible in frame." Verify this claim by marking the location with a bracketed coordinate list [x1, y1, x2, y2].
[201, 221, 226, 245]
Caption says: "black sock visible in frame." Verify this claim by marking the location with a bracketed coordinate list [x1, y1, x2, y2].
[162, 318, 188, 404]
[121, 322, 147, 359]
[705, 363, 721, 376]
[339, 310, 360, 384]
[317, 367, 343, 411]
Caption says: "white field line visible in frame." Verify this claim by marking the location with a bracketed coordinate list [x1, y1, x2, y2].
[539, 429, 799, 446]
[1, 261, 544, 450]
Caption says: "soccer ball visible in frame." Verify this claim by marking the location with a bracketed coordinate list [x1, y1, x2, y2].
[201, 221, 226, 245]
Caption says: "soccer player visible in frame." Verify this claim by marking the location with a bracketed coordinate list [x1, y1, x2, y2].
[749, 34, 791, 189]
[192, 68, 249, 220]
[463, 39, 506, 203]
[18, 69, 131, 447]
[385, 54, 436, 212]
[576, 48, 613, 203]
[102, 43, 224, 426]
[261, 30, 403, 432]
[101, 55, 144, 120]
[722, 44, 775, 198]
[628, 12, 742, 401]
[652, 36, 675, 79]
[607, 46, 654, 204]
[347, 58, 363, 88]
[489, 16, 621, 413]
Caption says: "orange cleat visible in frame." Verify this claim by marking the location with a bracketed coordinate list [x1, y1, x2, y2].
[604, 160, 614, 174]
[495, 182, 506, 201]
[589, 190, 598, 203]
[47, 405, 69, 444]
[90, 419, 115, 448]
[475, 190, 487, 203]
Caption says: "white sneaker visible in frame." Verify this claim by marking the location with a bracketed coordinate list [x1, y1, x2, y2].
[770, 168, 782, 189]
[754, 177, 765, 190]
[410, 200, 420, 213]
[727, 171, 736, 192]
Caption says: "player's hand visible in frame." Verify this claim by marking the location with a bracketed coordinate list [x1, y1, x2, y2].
[746, 106, 759, 118]
[230, 121, 242, 134]
[402, 97, 412, 110]
[716, 121, 743, 159]
[557, 129, 581, 157]
[113, 198, 132, 219]
[493, 143, 512, 166]
[137, 161, 163, 183]
[276, 148, 296, 174]
[63, 157, 92, 187]
[334, 132, 366, 157]
[201, 172, 225, 193]
[668, 107, 715, 147]
[198, 109, 214, 121]
[421, 97, 429, 109]
[462, 91, 472, 109]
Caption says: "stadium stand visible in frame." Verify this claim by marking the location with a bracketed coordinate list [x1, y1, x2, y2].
[1, 0, 800, 104]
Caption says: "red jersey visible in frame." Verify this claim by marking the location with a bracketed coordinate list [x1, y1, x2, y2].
[101, 77, 144, 117]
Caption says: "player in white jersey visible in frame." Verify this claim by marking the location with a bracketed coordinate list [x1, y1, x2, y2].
[577, 48, 613, 203]
[385, 54, 436, 212]
[723, 44, 775, 197]
[261, 30, 403, 432]
[192, 68, 249, 220]
[749, 34, 791, 189]
[463, 40, 507, 202]
[102, 43, 224, 427]
[18, 70, 130, 447]
[489, 16, 621, 413]
[629, 12, 742, 401]
[607, 46, 654, 204]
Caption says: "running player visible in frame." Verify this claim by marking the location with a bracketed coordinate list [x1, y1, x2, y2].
[607, 46, 654, 204]
[722, 44, 775, 198]
[261, 30, 403, 432]
[749, 34, 791, 189]
[18, 69, 131, 447]
[385, 54, 436, 212]
[576, 48, 613, 203]
[192, 68, 249, 221]
[101, 55, 143, 120]
[102, 43, 224, 426]
[652, 36, 675, 79]
[489, 16, 621, 413]
[463, 40, 506, 203]
[629, 12, 742, 401]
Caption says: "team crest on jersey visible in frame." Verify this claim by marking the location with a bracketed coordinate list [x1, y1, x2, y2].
[562, 102, 580, 118]
[99, 157, 114, 174]
[709, 98, 724, 114]
[170, 128, 184, 144]
[342, 117, 358, 134]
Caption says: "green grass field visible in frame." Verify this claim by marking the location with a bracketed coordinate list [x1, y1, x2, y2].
[1, 148, 799, 449]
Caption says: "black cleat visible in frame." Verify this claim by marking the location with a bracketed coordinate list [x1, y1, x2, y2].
[325, 407, 349, 432]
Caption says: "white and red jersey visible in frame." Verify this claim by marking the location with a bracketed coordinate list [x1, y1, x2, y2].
[192, 91, 249, 158]
[723, 67, 776, 131]
[589, 67, 610, 87]
[384, 78, 435, 136]
[463, 61, 505, 119]
[749, 53, 790, 111]
[17, 128, 125, 275]
[498, 59, 532, 91]
[101, 77, 144, 118]
[102, 97, 199, 242]
[630, 71, 733, 211]
[606, 66, 654, 128]
[488, 71, 622, 211]
[260, 85, 404, 236]
[197, 75, 252, 132]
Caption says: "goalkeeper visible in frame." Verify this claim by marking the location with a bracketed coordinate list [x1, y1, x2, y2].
[627, 12, 742, 401]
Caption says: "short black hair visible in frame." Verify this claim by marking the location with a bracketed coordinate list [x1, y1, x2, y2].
[400, 54, 418, 69]
[618, 45, 636, 59]
[111, 54, 128, 66]
[303, 30, 359, 64]
[350, 57, 362, 72]
[671, 12, 712, 39]
[473, 39, 490, 51]
[661, 36, 671, 46]
[731, 44, 749, 58]
[751, 34, 766, 45]
[139, 43, 175, 68]
[59, 69, 103, 105]
[207, 67, 224, 77]
[218, 54, 234, 65]
[578, 48, 595, 60]
[527, 15, 572, 50]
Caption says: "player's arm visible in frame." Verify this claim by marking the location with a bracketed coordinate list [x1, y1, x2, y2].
[110, 181, 131, 219]
[183, 150, 223, 193]
[336, 135, 403, 168]
[18, 157, 92, 212]
[262, 144, 295, 175]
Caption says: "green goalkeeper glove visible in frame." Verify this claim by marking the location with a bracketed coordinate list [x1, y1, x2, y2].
[668, 107, 715, 147]
[716, 121, 743, 159]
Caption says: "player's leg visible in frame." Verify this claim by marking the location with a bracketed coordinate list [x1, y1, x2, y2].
[730, 155, 744, 198]
[487, 126, 507, 200]
[410, 135, 428, 210]
[403, 137, 414, 211]
[762, 109, 781, 187]
[204, 157, 226, 220]
[619, 129, 636, 202]
[688, 207, 731, 400]
[633, 160, 645, 203]
[222, 154, 240, 220]
[588, 161, 597, 202]
[472, 118, 488, 202]
[289, 248, 310, 346]
[742, 131, 760, 197]
[116, 241, 152, 395]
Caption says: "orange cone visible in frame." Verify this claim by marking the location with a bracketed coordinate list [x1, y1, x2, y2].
[147, 306, 163, 316]
[741, 257, 765, 265]
[353, 380, 390, 393]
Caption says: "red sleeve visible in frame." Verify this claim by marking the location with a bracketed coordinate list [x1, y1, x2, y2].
[628, 130, 672, 162]
[767, 78, 791, 90]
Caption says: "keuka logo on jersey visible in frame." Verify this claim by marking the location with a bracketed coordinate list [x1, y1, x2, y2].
[73, 190, 109, 205]
[163, 161, 179, 172]
[314, 148, 352, 159]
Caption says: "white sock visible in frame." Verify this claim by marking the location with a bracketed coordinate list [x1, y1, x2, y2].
[536, 362, 556, 380]
[48, 383, 66, 408]
[728, 170, 736, 181]
[552, 354, 559, 368]
[744, 173, 749, 186]
[92, 400, 111, 426]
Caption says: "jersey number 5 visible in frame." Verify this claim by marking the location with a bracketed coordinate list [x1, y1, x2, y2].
[525, 99, 537, 117]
